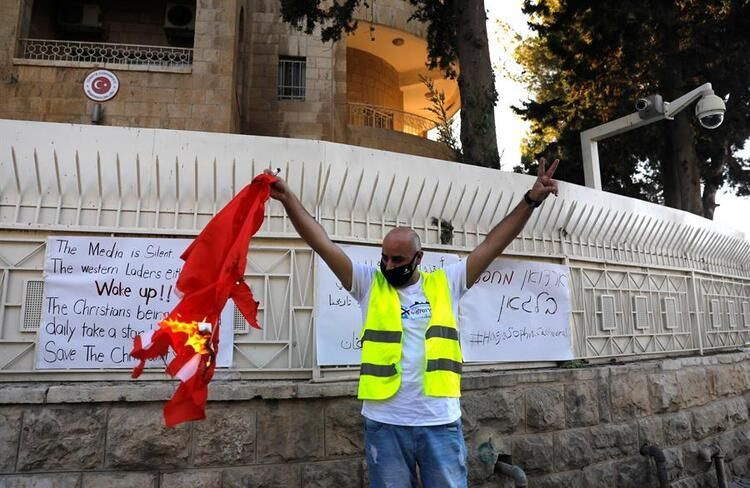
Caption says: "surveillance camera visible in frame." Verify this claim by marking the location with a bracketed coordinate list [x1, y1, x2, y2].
[635, 95, 664, 119]
[695, 93, 725, 129]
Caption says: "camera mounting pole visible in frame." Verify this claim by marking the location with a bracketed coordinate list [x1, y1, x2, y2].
[580, 82, 719, 190]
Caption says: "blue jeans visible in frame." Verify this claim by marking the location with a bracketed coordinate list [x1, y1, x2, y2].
[364, 417, 468, 488]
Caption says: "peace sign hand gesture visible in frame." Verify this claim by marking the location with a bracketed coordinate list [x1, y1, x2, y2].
[528, 157, 560, 203]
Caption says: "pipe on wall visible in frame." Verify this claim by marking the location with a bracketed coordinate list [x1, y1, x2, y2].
[640, 444, 669, 488]
[698, 444, 729, 488]
[495, 455, 528, 488]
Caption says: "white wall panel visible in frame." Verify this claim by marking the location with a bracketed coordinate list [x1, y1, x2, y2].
[1, 120, 749, 379]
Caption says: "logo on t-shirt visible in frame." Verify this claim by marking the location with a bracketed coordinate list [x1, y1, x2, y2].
[401, 301, 431, 319]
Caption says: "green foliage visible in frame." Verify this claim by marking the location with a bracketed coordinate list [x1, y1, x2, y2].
[279, 0, 364, 43]
[558, 359, 586, 369]
[514, 0, 750, 213]
[420, 74, 463, 162]
[406, 1, 459, 78]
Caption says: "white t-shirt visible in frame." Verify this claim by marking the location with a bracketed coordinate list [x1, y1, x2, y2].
[349, 260, 469, 426]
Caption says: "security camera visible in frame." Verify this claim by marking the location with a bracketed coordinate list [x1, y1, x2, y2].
[635, 95, 664, 119]
[695, 93, 725, 129]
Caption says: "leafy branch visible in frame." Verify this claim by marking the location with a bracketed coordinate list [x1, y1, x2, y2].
[420, 74, 463, 162]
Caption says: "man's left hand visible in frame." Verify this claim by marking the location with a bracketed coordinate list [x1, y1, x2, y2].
[528, 157, 560, 202]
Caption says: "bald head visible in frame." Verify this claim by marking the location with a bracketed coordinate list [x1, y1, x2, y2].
[381, 227, 423, 278]
[383, 227, 421, 253]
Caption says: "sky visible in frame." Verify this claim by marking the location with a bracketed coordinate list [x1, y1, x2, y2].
[485, 1, 750, 240]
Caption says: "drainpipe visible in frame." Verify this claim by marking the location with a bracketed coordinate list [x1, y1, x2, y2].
[640, 444, 669, 488]
[698, 444, 729, 488]
[494, 454, 528, 488]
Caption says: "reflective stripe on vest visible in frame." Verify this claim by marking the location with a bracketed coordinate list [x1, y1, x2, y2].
[358, 271, 403, 400]
[422, 269, 462, 398]
[360, 363, 398, 376]
[357, 268, 462, 400]
[426, 358, 462, 374]
[361, 330, 402, 343]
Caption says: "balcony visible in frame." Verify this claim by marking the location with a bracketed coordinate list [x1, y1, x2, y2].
[13, 0, 195, 72]
[17, 38, 193, 70]
[346, 102, 454, 160]
[344, 22, 459, 160]
[348, 102, 436, 137]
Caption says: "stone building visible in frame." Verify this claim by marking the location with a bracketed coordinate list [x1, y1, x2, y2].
[0, 0, 457, 159]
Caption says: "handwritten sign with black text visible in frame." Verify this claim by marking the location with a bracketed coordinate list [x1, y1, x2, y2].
[36, 237, 234, 369]
[315, 245, 458, 365]
[315, 244, 573, 365]
[459, 258, 572, 361]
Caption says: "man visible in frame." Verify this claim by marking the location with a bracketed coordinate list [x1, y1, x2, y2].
[266, 158, 559, 487]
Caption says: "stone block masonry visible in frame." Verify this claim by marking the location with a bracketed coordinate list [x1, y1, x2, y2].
[0, 351, 748, 487]
[0, 0, 239, 134]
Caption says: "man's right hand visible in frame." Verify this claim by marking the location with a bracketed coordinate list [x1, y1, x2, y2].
[264, 169, 289, 203]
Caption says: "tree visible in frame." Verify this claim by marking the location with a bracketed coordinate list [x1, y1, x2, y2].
[279, 0, 500, 168]
[420, 74, 463, 162]
[514, 0, 750, 218]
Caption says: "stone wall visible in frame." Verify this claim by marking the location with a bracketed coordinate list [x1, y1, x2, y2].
[0, 0, 20, 78]
[347, 48, 403, 111]
[237, 0, 443, 154]
[0, 352, 748, 487]
[352, 0, 427, 39]
[347, 125, 455, 161]
[238, 0, 348, 143]
[0, 0, 239, 133]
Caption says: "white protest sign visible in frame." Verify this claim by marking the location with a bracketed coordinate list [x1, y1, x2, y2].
[460, 259, 573, 361]
[36, 236, 234, 369]
[315, 244, 459, 365]
[314, 244, 573, 365]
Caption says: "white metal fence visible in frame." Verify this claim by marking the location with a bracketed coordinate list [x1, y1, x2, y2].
[0, 119, 748, 380]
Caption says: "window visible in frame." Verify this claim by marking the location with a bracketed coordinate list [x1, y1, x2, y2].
[278, 56, 306, 100]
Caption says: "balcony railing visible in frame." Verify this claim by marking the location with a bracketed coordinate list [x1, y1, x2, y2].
[17, 38, 193, 67]
[348, 102, 436, 137]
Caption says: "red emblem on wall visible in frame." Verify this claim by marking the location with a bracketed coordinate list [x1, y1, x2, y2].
[83, 69, 119, 102]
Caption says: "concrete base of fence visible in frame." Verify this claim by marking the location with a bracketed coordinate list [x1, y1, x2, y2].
[1, 350, 748, 487]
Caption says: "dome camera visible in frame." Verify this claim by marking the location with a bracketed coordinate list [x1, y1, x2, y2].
[695, 93, 725, 129]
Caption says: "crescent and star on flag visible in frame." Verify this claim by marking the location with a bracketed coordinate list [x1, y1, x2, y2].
[130, 170, 280, 427]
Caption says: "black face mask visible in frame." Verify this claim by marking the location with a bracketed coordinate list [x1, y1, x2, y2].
[380, 253, 420, 288]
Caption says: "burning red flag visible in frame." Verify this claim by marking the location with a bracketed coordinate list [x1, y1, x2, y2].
[131, 172, 276, 427]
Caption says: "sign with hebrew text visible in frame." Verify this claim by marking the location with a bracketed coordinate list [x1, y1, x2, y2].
[315, 244, 459, 365]
[459, 259, 573, 362]
[315, 244, 573, 365]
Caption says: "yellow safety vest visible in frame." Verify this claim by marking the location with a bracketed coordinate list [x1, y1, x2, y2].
[357, 268, 462, 400]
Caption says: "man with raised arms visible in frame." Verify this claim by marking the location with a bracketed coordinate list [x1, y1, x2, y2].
[266, 159, 559, 487]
